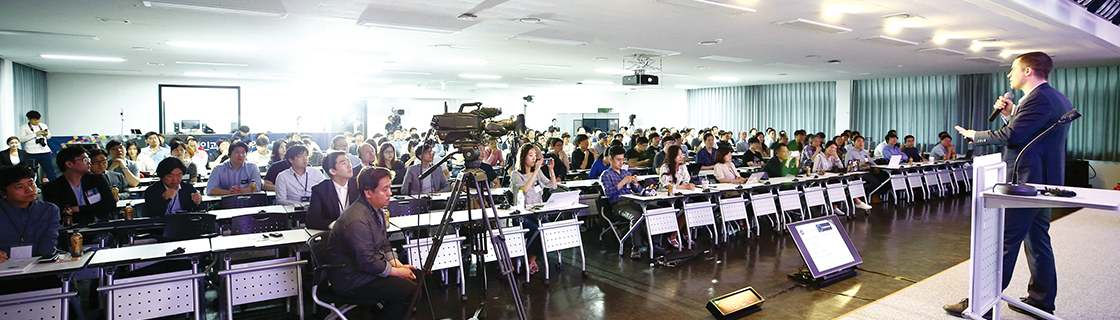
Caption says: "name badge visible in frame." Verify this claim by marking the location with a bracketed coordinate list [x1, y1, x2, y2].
[86, 188, 102, 204]
[241, 179, 250, 184]
[533, 185, 543, 194]
[301, 196, 311, 202]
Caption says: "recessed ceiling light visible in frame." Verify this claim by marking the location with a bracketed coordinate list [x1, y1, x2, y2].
[778, 73, 788, 76]
[357, 20, 461, 34]
[147, 62, 164, 66]
[524, 77, 564, 82]
[699, 55, 752, 63]
[618, 46, 681, 56]
[698, 39, 722, 45]
[383, 70, 433, 75]
[457, 13, 477, 21]
[165, 41, 258, 51]
[594, 68, 632, 75]
[508, 35, 587, 46]
[765, 62, 809, 69]
[886, 20, 926, 31]
[183, 72, 237, 78]
[593, 57, 609, 61]
[429, 57, 487, 65]
[476, 83, 509, 88]
[97, 18, 131, 24]
[40, 54, 125, 62]
[459, 74, 501, 79]
[828, 60, 841, 64]
[142, 0, 288, 18]
[695, 66, 710, 70]
[775, 18, 852, 34]
[708, 76, 740, 82]
[824, 4, 864, 19]
[0, 29, 99, 40]
[655, 0, 755, 15]
[517, 63, 572, 69]
[579, 80, 614, 85]
[174, 61, 248, 67]
[881, 13, 913, 21]
[130, 46, 151, 51]
[674, 85, 702, 89]
[517, 17, 541, 24]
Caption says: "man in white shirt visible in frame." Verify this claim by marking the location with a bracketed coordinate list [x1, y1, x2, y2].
[274, 145, 325, 205]
[329, 135, 361, 169]
[19, 111, 55, 181]
[142, 132, 171, 164]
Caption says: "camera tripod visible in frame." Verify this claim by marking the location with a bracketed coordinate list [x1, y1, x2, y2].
[408, 148, 526, 320]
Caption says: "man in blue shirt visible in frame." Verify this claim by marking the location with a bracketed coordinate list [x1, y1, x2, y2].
[599, 146, 660, 259]
[878, 134, 908, 162]
[207, 141, 263, 196]
[0, 165, 60, 261]
[695, 132, 717, 170]
[141, 132, 171, 164]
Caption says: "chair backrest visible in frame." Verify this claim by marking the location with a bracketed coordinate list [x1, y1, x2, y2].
[162, 213, 218, 241]
[230, 212, 291, 235]
[306, 230, 331, 269]
[750, 193, 778, 217]
[220, 192, 269, 209]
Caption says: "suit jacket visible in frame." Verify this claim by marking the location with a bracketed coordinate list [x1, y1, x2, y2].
[973, 82, 1072, 185]
[42, 174, 116, 224]
[400, 163, 450, 195]
[306, 178, 361, 230]
[326, 197, 398, 294]
[0, 148, 32, 167]
[143, 181, 205, 217]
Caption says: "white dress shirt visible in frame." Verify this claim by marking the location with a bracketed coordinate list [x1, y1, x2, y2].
[275, 167, 326, 205]
[333, 180, 349, 212]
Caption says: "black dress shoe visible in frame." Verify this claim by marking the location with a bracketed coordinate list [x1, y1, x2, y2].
[944, 298, 992, 319]
[1007, 297, 1054, 320]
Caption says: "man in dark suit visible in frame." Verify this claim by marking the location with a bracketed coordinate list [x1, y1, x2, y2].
[42, 146, 116, 225]
[307, 151, 361, 230]
[144, 158, 204, 217]
[948, 52, 1069, 318]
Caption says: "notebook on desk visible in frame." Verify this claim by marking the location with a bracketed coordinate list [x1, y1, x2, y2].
[746, 172, 769, 183]
[0, 257, 38, 275]
[886, 155, 902, 168]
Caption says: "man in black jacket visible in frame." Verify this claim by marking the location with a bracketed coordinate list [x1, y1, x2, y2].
[307, 152, 360, 230]
[144, 158, 204, 217]
[949, 52, 1069, 318]
[42, 146, 115, 224]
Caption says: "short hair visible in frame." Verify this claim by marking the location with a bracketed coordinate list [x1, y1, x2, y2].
[547, 137, 563, 148]
[156, 157, 187, 178]
[105, 140, 122, 150]
[322, 151, 349, 177]
[414, 145, 432, 158]
[574, 134, 589, 146]
[854, 135, 865, 142]
[824, 141, 837, 151]
[25, 110, 41, 120]
[703, 132, 714, 140]
[747, 137, 760, 145]
[608, 146, 626, 158]
[331, 135, 347, 147]
[87, 148, 109, 160]
[285, 145, 309, 161]
[229, 141, 251, 154]
[609, 140, 623, 148]
[766, 128, 775, 133]
[647, 132, 660, 139]
[794, 130, 807, 136]
[238, 125, 250, 133]
[774, 143, 789, 151]
[168, 140, 185, 152]
[941, 135, 953, 141]
[938, 131, 950, 139]
[356, 166, 393, 191]
[904, 135, 915, 141]
[56, 145, 87, 171]
[635, 136, 649, 145]
[0, 165, 36, 193]
[255, 136, 270, 147]
[1016, 52, 1053, 79]
[885, 133, 898, 141]
[715, 146, 733, 163]
[144, 131, 158, 140]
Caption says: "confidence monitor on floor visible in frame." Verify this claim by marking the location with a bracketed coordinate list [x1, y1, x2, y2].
[787, 215, 863, 287]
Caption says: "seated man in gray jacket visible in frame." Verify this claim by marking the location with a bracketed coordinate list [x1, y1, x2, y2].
[326, 167, 419, 320]
[400, 145, 450, 196]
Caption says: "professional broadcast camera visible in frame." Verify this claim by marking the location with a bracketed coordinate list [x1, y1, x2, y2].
[430, 102, 524, 164]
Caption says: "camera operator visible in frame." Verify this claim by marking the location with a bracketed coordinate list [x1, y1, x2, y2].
[19, 111, 56, 181]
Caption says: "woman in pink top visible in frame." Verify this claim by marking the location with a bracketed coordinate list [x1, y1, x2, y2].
[481, 137, 503, 166]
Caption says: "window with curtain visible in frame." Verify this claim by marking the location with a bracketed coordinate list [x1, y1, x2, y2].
[12, 62, 47, 130]
[687, 82, 836, 134]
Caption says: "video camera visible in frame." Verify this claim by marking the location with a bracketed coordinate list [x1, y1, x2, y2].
[430, 102, 524, 162]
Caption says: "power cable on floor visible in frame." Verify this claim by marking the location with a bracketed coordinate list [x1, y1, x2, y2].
[765, 285, 800, 300]
[818, 288, 877, 301]
[855, 267, 919, 283]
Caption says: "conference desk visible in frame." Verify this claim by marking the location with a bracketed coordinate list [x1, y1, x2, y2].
[210, 229, 309, 320]
[90, 238, 212, 320]
[0, 252, 95, 320]
[127, 181, 208, 194]
[208, 204, 296, 221]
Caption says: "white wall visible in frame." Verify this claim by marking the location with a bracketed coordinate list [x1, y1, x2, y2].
[0, 59, 13, 138]
[46, 73, 471, 136]
[1088, 160, 1120, 190]
[465, 86, 689, 132]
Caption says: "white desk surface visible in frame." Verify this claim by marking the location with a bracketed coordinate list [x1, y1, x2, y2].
[559, 175, 658, 189]
[208, 205, 291, 220]
[982, 184, 1120, 210]
[0, 252, 95, 279]
[387, 204, 586, 229]
[209, 229, 310, 252]
[872, 159, 970, 171]
[88, 238, 212, 267]
[126, 181, 207, 194]
[117, 198, 145, 208]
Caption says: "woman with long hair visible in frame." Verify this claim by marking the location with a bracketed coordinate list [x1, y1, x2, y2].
[377, 142, 406, 184]
[270, 140, 287, 165]
[125, 140, 157, 173]
[657, 145, 694, 249]
[509, 143, 557, 275]
[713, 146, 746, 183]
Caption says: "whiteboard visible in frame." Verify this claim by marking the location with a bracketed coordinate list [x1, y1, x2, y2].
[160, 85, 240, 134]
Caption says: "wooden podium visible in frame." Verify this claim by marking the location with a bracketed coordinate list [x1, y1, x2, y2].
[967, 154, 1120, 320]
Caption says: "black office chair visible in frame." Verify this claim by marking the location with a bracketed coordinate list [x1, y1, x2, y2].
[220, 192, 269, 209]
[307, 230, 382, 320]
[161, 213, 219, 241]
[229, 213, 291, 235]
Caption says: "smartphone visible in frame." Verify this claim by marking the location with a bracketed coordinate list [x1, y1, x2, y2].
[790, 151, 801, 158]
[542, 158, 553, 166]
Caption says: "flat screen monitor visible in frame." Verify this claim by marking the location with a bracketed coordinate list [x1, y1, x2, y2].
[787, 215, 863, 278]
[180, 120, 201, 131]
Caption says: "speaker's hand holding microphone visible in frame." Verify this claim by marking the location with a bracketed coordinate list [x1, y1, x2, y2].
[989, 92, 1015, 122]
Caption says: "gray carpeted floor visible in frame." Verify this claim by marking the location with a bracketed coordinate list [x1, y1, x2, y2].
[839, 208, 1120, 320]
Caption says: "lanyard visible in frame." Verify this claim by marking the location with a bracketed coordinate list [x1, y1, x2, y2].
[1, 203, 32, 244]
[299, 171, 309, 193]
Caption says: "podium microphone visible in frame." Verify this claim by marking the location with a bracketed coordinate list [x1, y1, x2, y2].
[988, 92, 1015, 122]
[994, 108, 1082, 196]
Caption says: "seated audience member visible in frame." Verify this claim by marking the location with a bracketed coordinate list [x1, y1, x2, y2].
[169, 140, 199, 183]
[186, 138, 208, 171]
[625, 136, 653, 168]
[105, 140, 141, 179]
[144, 158, 204, 216]
[561, 132, 574, 156]
[833, 136, 848, 161]
[846, 136, 873, 169]
[716, 131, 733, 149]
[695, 133, 717, 170]
[307, 152, 360, 230]
[657, 145, 694, 249]
[570, 134, 595, 170]
[141, 131, 171, 164]
[802, 133, 825, 161]
[87, 149, 133, 195]
[206, 141, 263, 196]
[510, 144, 558, 274]
[734, 131, 750, 152]
[1, 136, 32, 168]
[126, 140, 157, 174]
[43, 146, 115, 224]
[378, 142, 407, 185]
[231, 125, 253, 145]
[347, 132, 365, 155]
[353, 142, 377, 172]
[400, 145, 450, 195]
[330, 135, 361, 168]
[587, 146, 611, 180]
[753, 132, 772, 157]
[326, 167, 419, 320]
[812, 142, 872, 214]
[930, 135, 957, 160]
[275, 145, 325, 205]
[600, 146, 660, 259]
[591, 132, 610, 156]
[789, 130, 807, 152]
[873, 129, 898, 157]
[674, 133, 689, 155]
[764, 143, 799, 178]
[544, 137, 569, 180]
[772, 133, 789, 151]
[248, 136, 272, 168]
[714, 146, 747, 183]
[901, 135, 925, 162]
[744, 138, 765, 167]
[0, 165, 59, 260]
[653, 137, 677, 170]
[207, 138, 232, 170]
[876, 134, 908, 162]
[264, 141, 295, 191]
[269, 140, 288, 168]
[481, 137, 504, 167]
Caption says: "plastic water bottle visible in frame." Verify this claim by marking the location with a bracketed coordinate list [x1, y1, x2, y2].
[516, 190, 525, 210]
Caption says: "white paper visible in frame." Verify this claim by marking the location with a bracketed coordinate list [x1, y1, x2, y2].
[10, 245, 32, 259]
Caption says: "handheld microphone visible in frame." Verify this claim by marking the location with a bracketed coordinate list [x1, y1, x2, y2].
[994, 108, 1081, 196]
[988, 92, 1015, 122]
